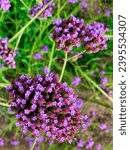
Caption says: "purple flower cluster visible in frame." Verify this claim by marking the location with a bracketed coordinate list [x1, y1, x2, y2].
[101, 77, 108, 85]
[77, 139, 84, 147]
[7, 73, 82, 143]
[99, 123, 107, 130]
[81, 21, 109, 53]
[33, 52, 42, 60]
[104, 9, 111, 17]
[100, 70, 110, 95]
[76, 99, 84, 109]
[82, 115, 91, 129]
[0, 138, 4, 146]
[51, 15, 84, 52]
[0, 0, 11, 12]
[10, 140, 20, 146]
[68, 0, 78, 3]
[51, 16, 109, 53]
[96, 143, 102, 150]
[0, 37, 16, 68]
[76, 138, 102, 150]
[42, 45, 49, 52]
[80, 0, 88, 10]
[86, 138, 94, 149]
[30, 0, 55, 20]
[72, 77, 81, 86]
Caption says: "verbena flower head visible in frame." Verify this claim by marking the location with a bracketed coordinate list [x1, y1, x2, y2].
[51, 15, 84, 52]
[104, 9, 111, 17]
[81, 21, 109, 53]
[30, 0, 55, 19]
[101, 70, 105, 75]
[86, 138, 94, 149]
[80, 0, 88, 10]
[33, 52, 42, 60]
[101, 77, 108, 85]
[77, 139, 84, 147]
[90, 110, 96, 117]
[96, 143, 102, 150]
[72, 77, 81, 86]
[99, 123, 107, 130]
[68, 0, 78, 3]
[7, 72, 82, 143]
[0, 37, 16, 68]
[0, 0, 11, 12]
[42, 45, 49, 52]
[0, 138, 4, 146]
[76, 99, 84, 108]
[52, 17, 109, 53]
[43, 67, 50, 74]
[10, 140, 20, 146]
[82, 115, 91, 129]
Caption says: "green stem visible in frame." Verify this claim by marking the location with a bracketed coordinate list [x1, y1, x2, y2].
[9, 0, 53, 43]
[57, 0, 60, 18]
[14, 30, 23, 51]
[19, 0, 29, 9]
[48, 41, 55, 70]
[78, 68, 113, 102]
[60, 1, 68, 12]
[67, 50, 86, 61]
[59, 52, 68, 82]
[0, 102, 10, 107]
[30, 137, 37, 150]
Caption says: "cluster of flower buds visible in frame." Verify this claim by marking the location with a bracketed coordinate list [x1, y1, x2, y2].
[0, 0, 11, 12]
[81, 21, 109, 53]
[51, 15, 84, 52]
[51, 16, 109, 53]
[0, 37, 16, 68]
[30, 0, 55, 19]
[7, 72, 83, 143]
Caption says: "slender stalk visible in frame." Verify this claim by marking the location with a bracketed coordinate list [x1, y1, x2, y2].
[19, 0, 29, 9]
[30, 137, 37, 150]
[67, 50, 86, 61]
[0, 102, 10, 107]
[59, 52, 68, 82]
[9, 0, 53, 43]
[59, 1, 68, 12]
[14, 30, 23, 51]
[57, 0, 60, 18]
[48, 41, 55, 70]
[78, 68, 113, 102]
